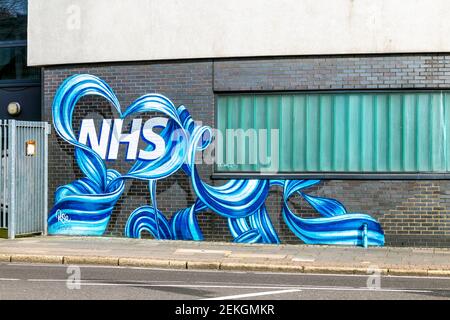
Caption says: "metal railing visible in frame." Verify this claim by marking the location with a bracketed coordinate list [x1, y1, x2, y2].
[0, 120, 50, 239]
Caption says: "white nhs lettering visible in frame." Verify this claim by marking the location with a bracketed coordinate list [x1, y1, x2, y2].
[78, 118, 168, 160]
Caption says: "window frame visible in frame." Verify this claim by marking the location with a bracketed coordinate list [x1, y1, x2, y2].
[212, 89, 450, 180]
[0, 40, 40, 86]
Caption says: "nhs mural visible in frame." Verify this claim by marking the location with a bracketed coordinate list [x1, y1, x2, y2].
[48, 74, 385, 247]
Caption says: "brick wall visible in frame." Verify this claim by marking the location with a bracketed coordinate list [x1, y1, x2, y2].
[43, 54, 450, 247]
[214, 55, 450, 91]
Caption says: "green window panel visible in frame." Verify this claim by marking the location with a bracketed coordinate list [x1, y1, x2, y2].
[216, 91, 450, 174]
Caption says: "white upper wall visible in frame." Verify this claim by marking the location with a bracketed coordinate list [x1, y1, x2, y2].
[28, 0, 450, 66]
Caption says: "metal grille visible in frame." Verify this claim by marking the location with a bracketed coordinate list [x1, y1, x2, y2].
[0, 120, 49, 238]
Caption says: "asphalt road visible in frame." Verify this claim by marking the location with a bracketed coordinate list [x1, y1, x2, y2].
[0, 262, 449, 300]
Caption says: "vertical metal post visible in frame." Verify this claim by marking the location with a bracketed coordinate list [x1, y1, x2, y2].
[1, 120, 7, 231]
[43, 123, 50, 235]
[0, 120, 3, 229]
[8, 120, 16, 239]
[362, 223, 368, 249]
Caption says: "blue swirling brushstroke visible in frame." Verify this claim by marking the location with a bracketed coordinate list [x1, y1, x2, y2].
[280, 180, 385, 246]
[48, 169, 124, 236]
[124, 206, 172, 239]
[228, 205, 280, 244]
[49, 74, 189, 236]
[170, 199, 206, 241]
[49, 74, 385, 247]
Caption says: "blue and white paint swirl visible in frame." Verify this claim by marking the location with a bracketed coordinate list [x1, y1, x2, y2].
[49, 74, 188, 235]
[49, 74, 385, 247]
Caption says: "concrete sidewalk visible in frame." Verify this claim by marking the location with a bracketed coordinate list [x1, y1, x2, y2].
[0, 236, 449, 276]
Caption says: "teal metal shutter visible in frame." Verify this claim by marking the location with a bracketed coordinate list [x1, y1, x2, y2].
[216, 91, 450, 174]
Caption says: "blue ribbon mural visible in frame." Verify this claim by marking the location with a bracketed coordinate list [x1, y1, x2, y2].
[48, 74, 385, 247]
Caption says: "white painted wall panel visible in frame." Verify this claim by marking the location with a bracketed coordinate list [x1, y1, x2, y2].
[28, 0, 450, 66]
